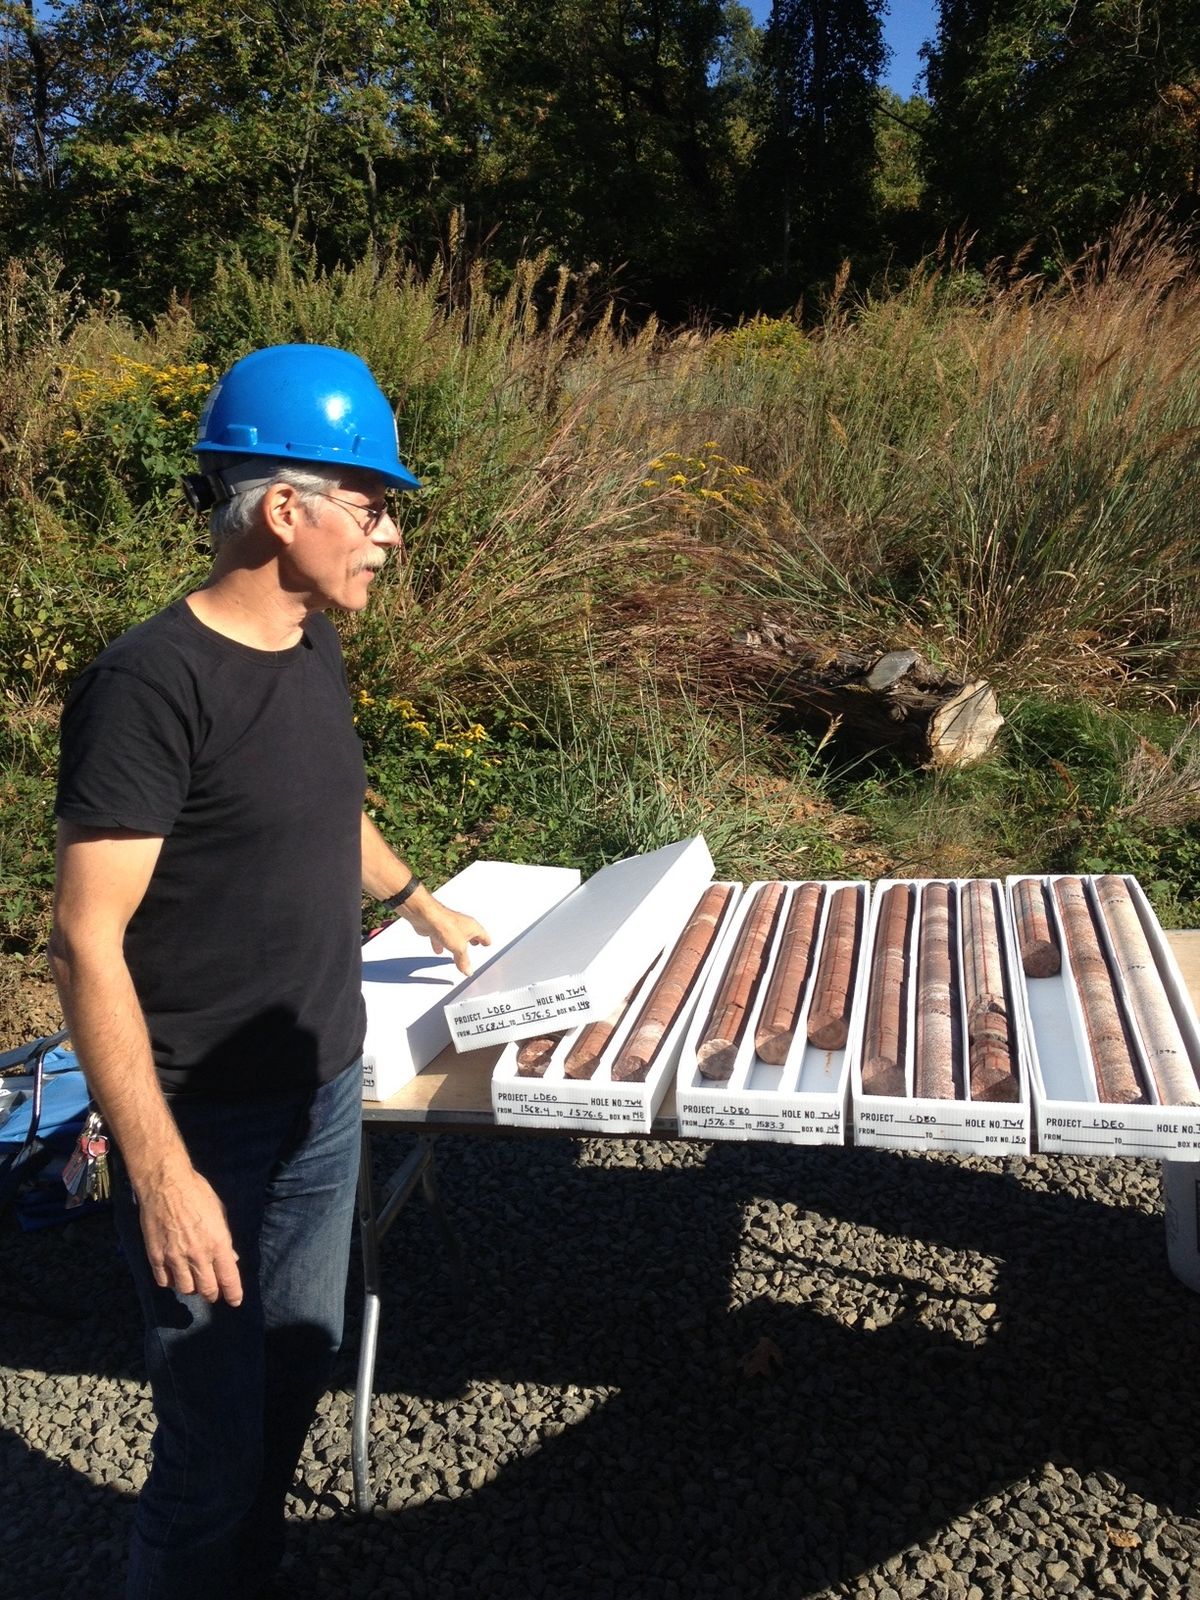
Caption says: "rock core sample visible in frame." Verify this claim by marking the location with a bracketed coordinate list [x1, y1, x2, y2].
[698, 883, 786, 1080]
[754, 883, 824, 1065]
[612, 883, 734, 1084]
[1052, 876, 1147, 1105]
[861, 884, 912, 1095]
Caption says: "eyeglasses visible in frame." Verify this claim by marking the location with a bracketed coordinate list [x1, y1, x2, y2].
[311, 490, 395, 535]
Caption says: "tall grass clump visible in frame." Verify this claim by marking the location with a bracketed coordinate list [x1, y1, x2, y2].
[356, 660, 844, 892]
[6, 216, 1200, 957]
[697, 214, 1200, 697]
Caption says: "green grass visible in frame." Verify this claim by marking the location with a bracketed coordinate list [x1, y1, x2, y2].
[4, 220, 1200, 954]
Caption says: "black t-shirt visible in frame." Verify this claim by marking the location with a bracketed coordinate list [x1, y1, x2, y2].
[56, 599, 367, 1094]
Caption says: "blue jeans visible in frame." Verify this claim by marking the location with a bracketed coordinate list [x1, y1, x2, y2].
[112, 1062, 363, 1600]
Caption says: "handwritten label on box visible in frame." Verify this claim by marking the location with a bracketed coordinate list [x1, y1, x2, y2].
[448, 979, 592, 1046]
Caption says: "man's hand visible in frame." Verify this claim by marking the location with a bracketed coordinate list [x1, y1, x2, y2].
[359, 813, 491, 973]
[403, 899, 491, 976]
[51, 823, 243, 1304]
[136, 1162, 243, 1306]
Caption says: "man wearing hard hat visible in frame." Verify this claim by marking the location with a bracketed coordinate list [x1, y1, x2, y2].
[50, 345, 489, 1598]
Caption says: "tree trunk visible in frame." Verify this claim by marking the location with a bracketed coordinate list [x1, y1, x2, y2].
[733, 621, 1004, 768]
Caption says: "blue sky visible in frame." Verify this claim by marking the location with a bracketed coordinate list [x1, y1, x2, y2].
[744, 1, 939, 99]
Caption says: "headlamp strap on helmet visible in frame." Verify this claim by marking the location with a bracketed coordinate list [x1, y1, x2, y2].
[181, 462, 285, 514]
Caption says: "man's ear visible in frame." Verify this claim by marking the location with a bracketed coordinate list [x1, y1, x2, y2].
[260, 482, 306, 546]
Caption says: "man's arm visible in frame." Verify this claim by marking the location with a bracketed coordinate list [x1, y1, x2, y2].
[48, 822, 243, 1307]
[361, 813, 490, 974]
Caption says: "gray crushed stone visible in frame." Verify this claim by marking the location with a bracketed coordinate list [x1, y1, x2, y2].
[2, 1137, 1200, 1599]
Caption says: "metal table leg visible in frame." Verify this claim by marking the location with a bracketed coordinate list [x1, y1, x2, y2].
[351, 1130, 452, 1514]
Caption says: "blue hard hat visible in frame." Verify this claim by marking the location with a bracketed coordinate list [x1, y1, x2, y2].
[193, 344, 420, 490]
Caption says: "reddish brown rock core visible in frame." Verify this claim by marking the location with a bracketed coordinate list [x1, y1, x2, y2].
[515, 1033, 565, 1078]
[1052, 876, 1146, 1105]
[861, 884, 912, 1096]
[914, 882, 961, 1100]
[754, 883, 824, 1065]
[698, 883, 786, 1080]
[807, 885, 863, 1051]
[1094, 875, 1199, 1106]
[612, 883, 734, 1084]
[960, 880, 1020, 1103]
[1013, 877, 1061, 978]
[563, 996, 631, 1081]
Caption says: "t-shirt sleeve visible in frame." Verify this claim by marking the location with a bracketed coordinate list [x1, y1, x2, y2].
[56, 667, 192, 834]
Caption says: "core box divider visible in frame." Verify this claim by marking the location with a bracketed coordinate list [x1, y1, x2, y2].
[490, 879, 743, 1133]
[1011, 872, 1200, 1159]
[675, 880, 869, 1145]
[445, 835, 716, 1051]
[851, 879, 1032, 1156]
[361, 859, 582, 1102]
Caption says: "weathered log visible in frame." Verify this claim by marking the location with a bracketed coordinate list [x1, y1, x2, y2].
[731, 625, 1003, 768]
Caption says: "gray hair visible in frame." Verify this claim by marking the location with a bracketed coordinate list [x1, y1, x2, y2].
[206, 456, 341, 553]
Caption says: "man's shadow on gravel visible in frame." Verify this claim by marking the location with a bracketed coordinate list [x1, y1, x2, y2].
[326, 1135, 1200, 1599]
[0, 1207, 143, 1600]
[3, 1137, 1200, 1600]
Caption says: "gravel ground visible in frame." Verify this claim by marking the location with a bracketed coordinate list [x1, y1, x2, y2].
[3, 1133, 1200, 1600]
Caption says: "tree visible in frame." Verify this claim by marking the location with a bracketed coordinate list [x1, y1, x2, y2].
[873, 89, 931, 260]
[0, 0, 756, 315]
[481, 0, 750, 314]
[923, 0, 1200, 262]
[0, 0, 512, 309]
[746, 0, 886, 301]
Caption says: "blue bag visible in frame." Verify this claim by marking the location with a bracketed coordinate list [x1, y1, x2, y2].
[0, 1040, 110, 1230]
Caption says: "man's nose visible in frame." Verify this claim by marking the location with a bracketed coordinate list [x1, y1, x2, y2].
[373, 510, 402, 548]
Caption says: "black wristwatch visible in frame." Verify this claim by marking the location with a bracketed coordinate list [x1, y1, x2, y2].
[381, 876, 422, 912]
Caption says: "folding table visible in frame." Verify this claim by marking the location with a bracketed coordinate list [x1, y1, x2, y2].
[352, 930, 1200, 1514]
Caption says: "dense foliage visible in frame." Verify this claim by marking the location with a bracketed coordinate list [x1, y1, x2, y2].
[1, 3, 1199, 978]
[3, 227, 1200, 959]
[925, 0, 1199, 264]
[1, 1, 1196, 314]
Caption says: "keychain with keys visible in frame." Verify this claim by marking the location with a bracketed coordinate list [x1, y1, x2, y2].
[62, 1109, 111, 1207]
